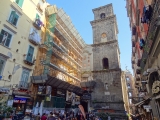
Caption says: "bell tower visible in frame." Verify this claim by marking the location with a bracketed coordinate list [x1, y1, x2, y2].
[90, 4, 125, 115]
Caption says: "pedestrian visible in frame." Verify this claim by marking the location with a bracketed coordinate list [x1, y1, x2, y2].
[35, 113, 41, 120]
[41, 113, 47, 120]
[47, 112, 56, 120]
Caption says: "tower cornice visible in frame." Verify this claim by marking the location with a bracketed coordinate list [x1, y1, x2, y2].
[90, 15, 116, 25]
[91, 40, 117, 47]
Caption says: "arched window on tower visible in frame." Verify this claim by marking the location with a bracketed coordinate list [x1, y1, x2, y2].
[102, 58, 109, 69]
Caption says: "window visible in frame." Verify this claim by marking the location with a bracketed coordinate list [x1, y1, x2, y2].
[26, 45, 34, 62]
[20, 68, 30, 88]
[9, 11, 19, 26]
[15, 0, 24, 8]
[0, 58, 5, 75]
[100, 13, 105, 19]
[102, 58, 109, 69]
[0, 29, 12, 47]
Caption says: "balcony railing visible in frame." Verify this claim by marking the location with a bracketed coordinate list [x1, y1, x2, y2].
[19, 81, 29, 89]
[29, 34, 41, 46]
[33, 19, 43, 30]
[24, 55, 36, 66]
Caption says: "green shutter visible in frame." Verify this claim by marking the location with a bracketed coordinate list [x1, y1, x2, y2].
[36, 13, 40, 19]
[15, 0, 19, 4]
[9, 11, 16, 23]
[0, 59, 5, 75]
[12, 13, 19, 26]
[26, 46, 34, 62]
[18, 0, 24, 7]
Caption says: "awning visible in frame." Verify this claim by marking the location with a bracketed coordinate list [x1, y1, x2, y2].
[0, 87, 10, 93]
[134, 97, 151, 106]
[80, 81, 96, 88]
[31, 75, 84, 95]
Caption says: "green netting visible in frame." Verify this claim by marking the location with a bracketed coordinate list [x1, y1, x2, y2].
[43, 13, 56, 74]
[44, 96, 65, 108]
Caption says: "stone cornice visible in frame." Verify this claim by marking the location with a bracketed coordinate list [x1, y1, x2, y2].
[91, 40, 117, 47]
[90, 15, 115, 25]
[92, 68, 121, 73]
[92, 3, 112, 12]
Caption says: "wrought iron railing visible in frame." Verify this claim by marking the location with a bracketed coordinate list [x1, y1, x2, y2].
[19, 81, 29, 89]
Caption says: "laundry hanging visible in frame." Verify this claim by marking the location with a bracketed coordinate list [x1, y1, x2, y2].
[141, 5, 152, 24]
[139, 38, 145, 50]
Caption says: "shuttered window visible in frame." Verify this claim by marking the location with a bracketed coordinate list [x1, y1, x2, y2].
[15, 0, 24, 8]
[0, 29, 12, 48]
[9, 11, 19, 26]
[21, 69, 30, 82]
[0, 59, 5, 75]
[26, 45, 34, 62]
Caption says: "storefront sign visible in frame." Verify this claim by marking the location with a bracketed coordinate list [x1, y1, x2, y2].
[143, 105, 151, 109]
[152, 81, 160, 94]
[46, 86, 52, 95]
[75, 95, 80, 105]
[81, 93, 91, 100]
[13, 98, 26, 103]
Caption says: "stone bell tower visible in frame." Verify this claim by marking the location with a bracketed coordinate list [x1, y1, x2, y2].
[90, 4, 125, 114]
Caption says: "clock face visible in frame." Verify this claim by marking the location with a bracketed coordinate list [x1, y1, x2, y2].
[100, 13, 105, 19]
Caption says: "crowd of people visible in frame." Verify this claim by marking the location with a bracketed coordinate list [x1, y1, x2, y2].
[31, 111, 102, 120]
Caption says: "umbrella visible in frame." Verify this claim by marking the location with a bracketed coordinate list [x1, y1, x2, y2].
[33, 102, 39, 115]
[39, 100, 44, 116]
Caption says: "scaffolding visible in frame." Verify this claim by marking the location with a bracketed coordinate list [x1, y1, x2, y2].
[43, 6, 57, 74]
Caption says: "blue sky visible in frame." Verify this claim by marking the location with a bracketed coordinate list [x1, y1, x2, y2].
[47, 0, 132, 72]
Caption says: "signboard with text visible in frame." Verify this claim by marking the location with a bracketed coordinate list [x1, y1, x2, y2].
[13, 98, 26, 104]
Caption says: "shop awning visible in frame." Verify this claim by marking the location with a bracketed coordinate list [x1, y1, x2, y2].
[134, 97, 151, 106]
[80, 81, 96, 88]
[31, 75, 84, 95]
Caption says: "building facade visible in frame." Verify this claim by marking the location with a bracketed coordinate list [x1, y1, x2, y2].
[30, 5, 86, 113]
[126, 0, 160, 119]
[0, 0, 47, 114]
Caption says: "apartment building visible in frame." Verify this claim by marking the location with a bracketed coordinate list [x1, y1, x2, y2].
[0, 0, 47, 114]
[30, 5, 86, 112]
[126, 0, 160, 119]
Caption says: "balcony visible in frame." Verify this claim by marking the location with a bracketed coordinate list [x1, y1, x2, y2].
[24, 55, 36, 66]
[52, 41, 65, 53]
[33, 19, 43, 30]
[19, 81, 29, 89]
[37, 3, 43, 13]
[29, 33, 41, 46]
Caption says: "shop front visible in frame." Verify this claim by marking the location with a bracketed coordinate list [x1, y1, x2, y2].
[12, 89, 33, 115]
[31, 75, 84, 113]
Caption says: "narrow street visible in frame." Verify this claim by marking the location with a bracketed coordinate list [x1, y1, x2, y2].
[0, 0, 159, 120]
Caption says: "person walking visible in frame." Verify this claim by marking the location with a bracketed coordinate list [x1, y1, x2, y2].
[41, 113, 47, 120]
[35, 113, 41, 120]
[47, 112, 56, 120]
